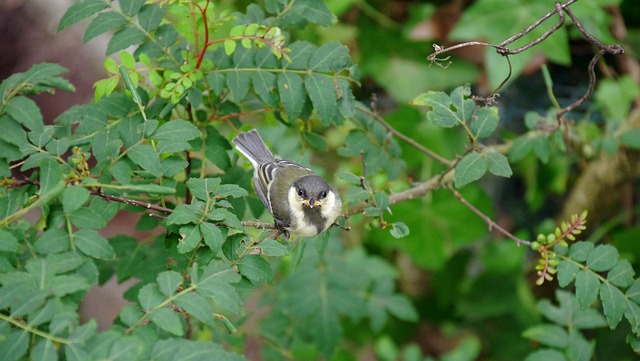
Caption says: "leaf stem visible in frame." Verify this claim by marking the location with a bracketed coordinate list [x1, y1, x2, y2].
[0, 312, 71, 345]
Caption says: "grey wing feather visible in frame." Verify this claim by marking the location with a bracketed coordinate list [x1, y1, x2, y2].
[231, 129, 275, 167]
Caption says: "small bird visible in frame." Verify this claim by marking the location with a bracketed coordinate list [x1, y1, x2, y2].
[232, 129, 342, 237]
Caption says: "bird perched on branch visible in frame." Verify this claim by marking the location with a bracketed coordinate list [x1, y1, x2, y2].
[232, 129, 341, 237]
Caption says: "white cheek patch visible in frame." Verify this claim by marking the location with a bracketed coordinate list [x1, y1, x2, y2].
[321, 191, 341, 230]
[286, 187, 318, 236]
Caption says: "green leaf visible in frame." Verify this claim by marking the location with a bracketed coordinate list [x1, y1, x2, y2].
[285, 41, 316, 70]
[200, 222, 224, 255]
[600, 282, 625, 328]
[569, 241, 594, 262]
[619, 129, 640, 149]
[113, 184, 175, 195]
[166, 204, 203, 226]
[62, 185, 91, 213]
[84, 11, 127, 42]
[257, 239, 288, 257]
[607, 260, 635, 288]
[107, 27, 146, 55]
[151, 120, 200, 141]
[32, 339, 57, 361]
[586, 244, 619, 272]
[238, 255, 273, 284]
[74, 229, 116, 260]
[5, 96, 43, 131]
[522, 324, 569, 348]
[157, 271, 183, 297]
[471, 106, 499, 139]
[305, 74, 336, 125]
[51, 275, 90, 296]
[0, 230, 19, 253]
[625, 298, 640, 334]
[177, 225, 201, 254]
[627, 279, 640, 303]
[138, 283, 164, 310]
[525, 349, 567, 361]
[119, 0, 146, 16]
[149, 308, 184, 336]
[195, 264, 242, 313]
[58, 0, 109, 31]
[226, 72, 251, 103]
[224, 40, 237, 56]
[454, 151, 487, 188]
[485, 151, 512, 177]
[174, 292, 216, 326]
[39, 158, 63, 196]
[298, 0, 335, 26]
[127, 144, 162, 177]
[0, 330, 29, 361]
[556, 260, 579, 287]
[186, 178, 221, 201]
[575, 270, 600, 310]
[137, 3, 165, 31]
[214, 184, 249, 198]
[390, 222, 410, 239]
[277, 72, 304, 120]
[65, 344, 92, 361]
[251, 71, 277, 106]
[308, 41, 350, 72]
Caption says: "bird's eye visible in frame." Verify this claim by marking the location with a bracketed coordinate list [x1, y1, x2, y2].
[320, 191, 327, 199]
[297, 188, 304, 197]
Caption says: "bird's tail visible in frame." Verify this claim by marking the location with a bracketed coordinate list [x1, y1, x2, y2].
[232, 129, 275, 168]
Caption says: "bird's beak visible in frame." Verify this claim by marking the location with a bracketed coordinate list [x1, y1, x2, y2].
[302, 198, 323, 208]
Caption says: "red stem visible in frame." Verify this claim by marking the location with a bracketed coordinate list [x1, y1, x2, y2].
[195, 0, 210, 69]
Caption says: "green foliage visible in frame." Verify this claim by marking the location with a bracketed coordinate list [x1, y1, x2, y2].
[2, 0, 639, 360]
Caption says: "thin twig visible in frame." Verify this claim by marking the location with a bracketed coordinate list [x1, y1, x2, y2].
[356, 105, 452, 166]
[448, 186, 531, 246]
[91, 189, 173, 214]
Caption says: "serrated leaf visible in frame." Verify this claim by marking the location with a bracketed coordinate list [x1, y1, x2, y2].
[251, 71, 277, 106]
[119, 0, 146, 16]
[137, 3, 165, 31]
[166, 204, 202, 226]
[186, 178, 221, 201]
[107, 27, 146, 55]
[298, 0, 335, 26]
[600, 282, 625, 328]
[0, 330, 29, 361]
[238, 255, 273, 284]
[5, 96, 43, 131]
[149, 308, 184, 336]
[556, 260, 579, 287]
[586, 244, 619, 272]
[285, 41, 316, 70]
[308, 41, 349, 72]
[226, 71, 250, 102]
[138, 283, 164, 310]
[213, 184, 249, 198]
[32, 339, 57, 361]
[127, 144, 162, 177]
[62, 185, 91, 213]
[454, 151, 487, 188]
[472, 106, 499, 138]
[151, 120, 200, 141]
[74, 229, 116, 260]
[257, 239, 288, 257]
[522, 324, 569, 348]
[485, 151, 512, 177]
[39, 158, 63, 196]
[84, 11, 127, 42]
[607, 260, 635, 288]
[569, 241, 594, 262]
[413, 90, 463, 128]
[174, 292, 216, 326]
[575, 270, 600, 310]
[0, 230, 19, 253]
[157, 271, 183, 297]
[277, 72, 304, 120]
[58, 0, 109, 31]
[305, 74, 336, 125]
[625, 299, 640, 334]
[51, 275, 90, 296]
[199, 222, 224, 255]
[627, 279, 640, 303]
